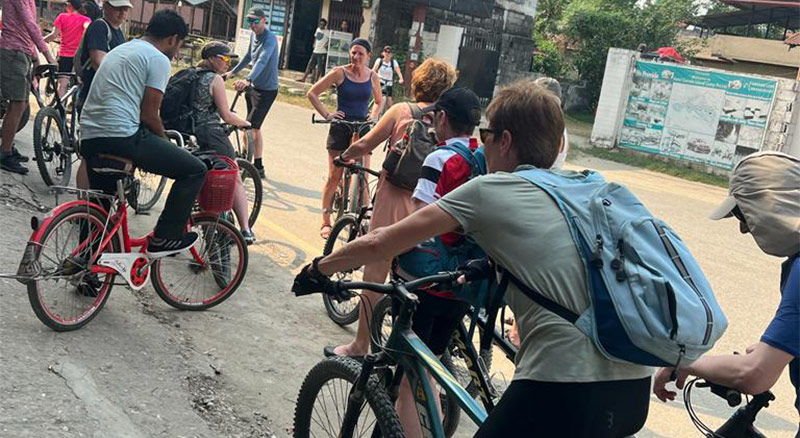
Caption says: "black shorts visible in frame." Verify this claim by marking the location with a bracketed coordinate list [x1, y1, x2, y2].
[245, 88, 278, 129]
[194, 124, 235, 159]
[475, 377, 651, 438]
[326, 118, 371, 151]
[392, 291, 470, 356]
[381, 83, 393, 96]
[57, 56, 74, 73]
[307, 53, 327, 72]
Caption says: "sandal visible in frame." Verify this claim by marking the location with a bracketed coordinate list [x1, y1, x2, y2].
[320, 223, 333, 239]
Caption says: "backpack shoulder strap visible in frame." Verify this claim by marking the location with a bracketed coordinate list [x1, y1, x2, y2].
[498, 265, 580, 324]
[97, 18, 112, 50]
[439, 142, 480, 176]
[408, 102, 424, 120]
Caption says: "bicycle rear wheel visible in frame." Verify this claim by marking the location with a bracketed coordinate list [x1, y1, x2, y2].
[293, 356, 403, 438]
[321, 215, 364, 326]
[26, 204, 120, 331]
[441, 323, 494, 398]
[133, 169, 167, 213]
[33, 107, 72, 187]
[151, 214, 248, 310]
[237, 158, 262, 228]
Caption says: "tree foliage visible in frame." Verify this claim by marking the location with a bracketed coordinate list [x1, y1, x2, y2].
[533, 33, 567, 77]
[559, 0, 697, 108]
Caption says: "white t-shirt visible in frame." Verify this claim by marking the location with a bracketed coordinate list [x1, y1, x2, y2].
[81, 39, 171, 140]
[374, 58, 399, 85]
[312, 28, 329, 54]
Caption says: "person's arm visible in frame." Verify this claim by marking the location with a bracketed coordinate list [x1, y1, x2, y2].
[340, 103, 400, 160]
[394, 60, 404, 84]
[307, 68, 344, 120]
[140, 87, 166, 137]
[44, 16, 60, 43]
[654, 343, 794, 402]
[86, 21, 110, 69]
[246, 34, 277, 84]
[15, 0, 55, 62]
[368, 72, 383, 120]
[229, 45, 251, 76]
[318, 204, 460, 275]
[372, 58, 381, 73]
[210, 75, 249, 127]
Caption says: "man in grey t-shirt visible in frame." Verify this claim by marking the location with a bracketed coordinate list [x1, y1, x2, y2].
[295, 80, 652, 437]
[80, 10, 206, 259]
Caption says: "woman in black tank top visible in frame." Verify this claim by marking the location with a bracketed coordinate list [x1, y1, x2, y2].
[307, 38, 383, 239]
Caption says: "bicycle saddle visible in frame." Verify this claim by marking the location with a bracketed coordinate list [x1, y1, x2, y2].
[87, 154, 135, 177]
[34, 63, 57, 77]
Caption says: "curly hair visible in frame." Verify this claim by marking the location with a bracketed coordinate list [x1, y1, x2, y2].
[411, 58, 457, 103]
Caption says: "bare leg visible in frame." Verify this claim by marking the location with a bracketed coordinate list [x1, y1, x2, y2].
[232, 178, 250, 231]
[321, 150, 343, 235]
[396, 371, 441, 438]
[1, 101, 26, 153]
[331, 258, 391, 356]
[57, 77, 68, 98]
[384, 96, 393, 116]
[76, 160, 89, 189]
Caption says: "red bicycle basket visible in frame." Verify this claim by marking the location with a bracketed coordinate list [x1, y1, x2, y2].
[198, 155, 238, 213]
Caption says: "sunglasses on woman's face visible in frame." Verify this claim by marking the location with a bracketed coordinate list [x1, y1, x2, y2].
[217, 55, 231, 63]
[479, 128, 502, 144]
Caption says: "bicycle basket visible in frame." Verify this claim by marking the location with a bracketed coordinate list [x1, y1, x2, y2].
[198, 155, 238, 213]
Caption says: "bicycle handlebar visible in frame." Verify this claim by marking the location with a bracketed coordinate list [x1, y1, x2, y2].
[312, 113, 375, 128]
[697, 380, 742, 407]
[229, 86, 251, 111]
[333, 156, 381, 177]
[337, 271, 464, 302]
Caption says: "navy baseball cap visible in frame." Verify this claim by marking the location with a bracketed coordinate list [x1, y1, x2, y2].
[423, 87, 481, 126]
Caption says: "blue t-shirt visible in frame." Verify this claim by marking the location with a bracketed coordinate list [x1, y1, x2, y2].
[760, 255, 799, 413]
[81, 39, 172, 140]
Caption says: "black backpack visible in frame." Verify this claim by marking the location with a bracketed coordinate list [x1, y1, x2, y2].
[161, 68, 214, 133]
[381, 103, 438, 190]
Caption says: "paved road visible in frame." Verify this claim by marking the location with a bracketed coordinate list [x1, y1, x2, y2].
[0, 93, 796, 437]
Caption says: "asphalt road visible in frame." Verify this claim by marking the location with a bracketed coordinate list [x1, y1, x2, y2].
[0, 92, 796, 438]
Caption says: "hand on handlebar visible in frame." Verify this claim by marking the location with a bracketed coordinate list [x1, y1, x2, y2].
[456, 258, 493, 285]
[653, 366, 689, 402]
[236, 120, 252, 129]
[333, 155, 355, 167]
[326, 111, 345, 121]
[293, 260, 353, 302]
[234, 79, 251, 92]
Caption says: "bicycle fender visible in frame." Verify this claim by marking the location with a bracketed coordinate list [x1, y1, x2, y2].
[29, 200, 110, 243]
[97, 253, 150, 291]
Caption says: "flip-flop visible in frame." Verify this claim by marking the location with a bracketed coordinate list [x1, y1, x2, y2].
[323, 346, 364, 361]
[320, 223, 332, 239]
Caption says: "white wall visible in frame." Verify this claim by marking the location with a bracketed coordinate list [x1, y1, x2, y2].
[590, 48, 638, 148]
[790, 92, 800, 158]
[434, 25, 463, 66]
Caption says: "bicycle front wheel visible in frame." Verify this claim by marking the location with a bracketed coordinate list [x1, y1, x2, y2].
[237, 158, 262, 228]
[151, 214, 248, 310]
[322, 214, 363, 326]
[33, 107, 72, 187]
[133, 169, 167, 213]
[293, 356, 403, 438]
[27, 204, 120, 331]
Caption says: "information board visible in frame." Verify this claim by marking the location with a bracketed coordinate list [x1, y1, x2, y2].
[618, 61, 777, 170]
[326, 31, 353, 72]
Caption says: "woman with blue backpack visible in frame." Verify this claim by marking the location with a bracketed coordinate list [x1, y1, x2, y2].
[294, 79, 726, 436]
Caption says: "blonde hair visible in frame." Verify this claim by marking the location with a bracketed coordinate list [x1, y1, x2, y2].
[411, 58, 457, 103]
[197, 59, 213, 70]
[487, 80, 565, 168]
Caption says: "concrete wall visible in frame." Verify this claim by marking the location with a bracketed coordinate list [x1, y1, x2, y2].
[590, 48, 638, 148]
[791, 92, 800, 158]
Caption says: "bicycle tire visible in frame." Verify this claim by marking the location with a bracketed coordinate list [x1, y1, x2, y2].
[322, 215, 362, 326]
[244, 130, 255, 162]
[133, 169, 167, 213]
[27, 204, 121, 331]
[293, 356, 403, 438]
[441, 328, 494, 398]
[236, 158, 262, 228]
[151, 214, 248, 311]
[369, 295, 393, 351]
[348, 172, 367, 215]
[33, 107, 72, 187]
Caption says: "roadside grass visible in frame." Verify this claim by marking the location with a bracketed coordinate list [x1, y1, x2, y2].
[564, 111, 594, 138]
[571, 146, 729, 188]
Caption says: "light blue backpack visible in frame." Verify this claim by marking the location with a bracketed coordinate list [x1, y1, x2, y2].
[504, 168, 727, 368]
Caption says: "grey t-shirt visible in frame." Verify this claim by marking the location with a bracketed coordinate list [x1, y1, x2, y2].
[436, 166, 652, 383]
[81, 39, 171, 140]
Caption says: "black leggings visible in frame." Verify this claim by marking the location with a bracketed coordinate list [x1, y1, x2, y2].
[475, 377, 651, 438]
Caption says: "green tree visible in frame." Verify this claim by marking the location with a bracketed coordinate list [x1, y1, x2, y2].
[561, 0, 697, 108]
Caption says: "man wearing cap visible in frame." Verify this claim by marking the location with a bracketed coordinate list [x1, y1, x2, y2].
[0, 0, 56, 174]
[654, 151, 800, 422]
[224, 7, 279, 179]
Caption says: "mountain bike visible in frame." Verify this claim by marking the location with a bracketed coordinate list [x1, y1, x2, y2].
[294, 271, 490, 438]
[229, 88, 255, 162]
[32, 63, 81, 187]
[321, 158, 380, 326]
[311, 115, 375, 223]
[683, 378, 776, 438]
[16, 155, 249, 332]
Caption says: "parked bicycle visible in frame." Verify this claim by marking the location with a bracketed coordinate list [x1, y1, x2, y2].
[294, 271, 490, 438]
[311, 115, 375, 223]
[16, 154, 249, 331]
[31, 63, 81, 187]
[321, 158, 380, 325]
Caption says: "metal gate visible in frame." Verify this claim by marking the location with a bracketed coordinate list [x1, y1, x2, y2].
[328, 0, 364, 37]
[455, 28, 501, 107]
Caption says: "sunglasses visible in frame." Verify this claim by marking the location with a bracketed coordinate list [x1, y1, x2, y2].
[479, 128, 502, 144]
[384, 49, 392, 53]
[246, 17, 261, 24]
[217, 54, 231, 63]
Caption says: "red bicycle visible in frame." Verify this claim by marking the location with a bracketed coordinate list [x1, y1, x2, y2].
[17, 156, 248, 331]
